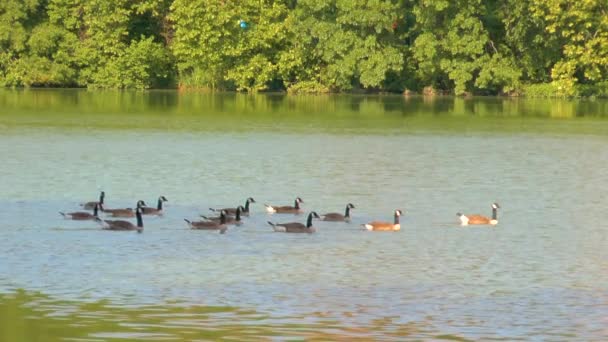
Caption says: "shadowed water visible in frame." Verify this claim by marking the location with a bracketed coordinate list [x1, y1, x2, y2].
[0, 90, 607, 340]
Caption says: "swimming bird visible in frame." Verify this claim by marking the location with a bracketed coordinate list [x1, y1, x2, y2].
[265, 197, 304, 214]
[81, 191, 105, 210]
[268, 211, 320, 233]
[185, 210, 228, 233]
[101, 200, 146, 217]
[321, 203, 355, 222]
[98, 207, 144, 233]
[209, 197, 255, 216]
[457, 203, 500, 226]
[201, 206, 243, 226]
[142, 196, 167, 215]
[363, 210, 403, 231]
[60, 203, 100, 220]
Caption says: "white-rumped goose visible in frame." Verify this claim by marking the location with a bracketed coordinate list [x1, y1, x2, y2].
[265, 197, 304, 214]
[60, 203, 100, 220]
[185, 210, 228, 233]
[363, 210, 403, 231]
[457, 203, 500, 226]
[321, 203, 355, 222]
[268, 211, 320, 233]
[81, 191, 105, 210]
[201, 206, 243, 226]
[210, 197, 255, 216]
[98, 207, 144, 233]
[101, 200, 146, 217]
[142, 196, 167, 215]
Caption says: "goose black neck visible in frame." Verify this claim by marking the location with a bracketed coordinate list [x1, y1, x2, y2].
[294, 200, 300, 209]
[344, 205, 351, 218]
[244, 200, 250, 212]
[220, 213, 226, 224]
[394, 213, 400, 225]
[492, 208, 497, 220]
[157, 198, 163, 210]
[136, 212, 143, 228]
[306, 213, 314, 228]
[93, 205, 99, 217]
[99, 192, 105, 204]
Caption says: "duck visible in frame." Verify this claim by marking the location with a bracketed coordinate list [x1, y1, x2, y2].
[268, 211, 320, 233]
[457, 203, 500, 226]
[321, 203, 355, 222]
[142, 196, 168, 215]
[60, 203, 100, 220]
[201, 206, 243, 226]
[101, 200, 146, 217]
[265, 197, 304, 214]
[363, 210, 403, 231]
[81, 191, 105, 210]
[209, 197, 255, 216]
[98, 207, 144, 233]
[185, 210, 228, 233]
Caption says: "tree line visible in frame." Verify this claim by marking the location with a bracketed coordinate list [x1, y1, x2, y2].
[1, 0, 606, 97]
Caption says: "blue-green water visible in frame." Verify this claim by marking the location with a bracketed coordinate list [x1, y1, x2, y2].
[0, 90, 607, 340]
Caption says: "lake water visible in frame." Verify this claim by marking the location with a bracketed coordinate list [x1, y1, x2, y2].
[0, 90, 607, 340]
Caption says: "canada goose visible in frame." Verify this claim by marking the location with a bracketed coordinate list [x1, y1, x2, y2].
[268, 211, 320, 233]
[101, 200, 146, 217]
[142, 196, 167, 215]
[457, 203, 500, 226]
[98, 207, 143, 233]
[60, 203, 100, 220]
[185, 210, 228, 233]
[210, 197, 255, 216]
[201, 206, 243, 225]
[363, 210, 403, 231]
[81, 191, 105, 210]
[321, 203, 355, 222]
[265, 197, 304, 214]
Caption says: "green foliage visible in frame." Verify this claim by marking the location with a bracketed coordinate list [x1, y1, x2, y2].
[284, 0, 405, 92]
[0, 0, 606, 96]
[521, 83, 561, 98]
[90, 36, 174, 89]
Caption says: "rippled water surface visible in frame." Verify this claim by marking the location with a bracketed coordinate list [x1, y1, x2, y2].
[1, 90, 607, 340]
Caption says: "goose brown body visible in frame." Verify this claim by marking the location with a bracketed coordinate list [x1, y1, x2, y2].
[363, 210, 402, 231]
[101, 207, 143, 232]
[210, 197, 255, 216]
[268, 211, 319, 233]
[322, 203, 355, 222]
[201, 206, 243, 225]
[142, 196, 167, 215]
[466, 215, 492, 224]
[265, 197, 304, 214]
[458, 203, 500, 226]
[81, 191, 105, 210]
[102, 200, 146, 217]
[60, 204, 99, 220]
[185, 210, 228, 231]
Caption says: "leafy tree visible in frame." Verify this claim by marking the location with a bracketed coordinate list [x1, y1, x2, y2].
[530, 0, 608, 95]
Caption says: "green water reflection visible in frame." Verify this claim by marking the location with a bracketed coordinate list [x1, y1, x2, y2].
[1, 90, 607, 135]
[0, 290, 436, 341]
